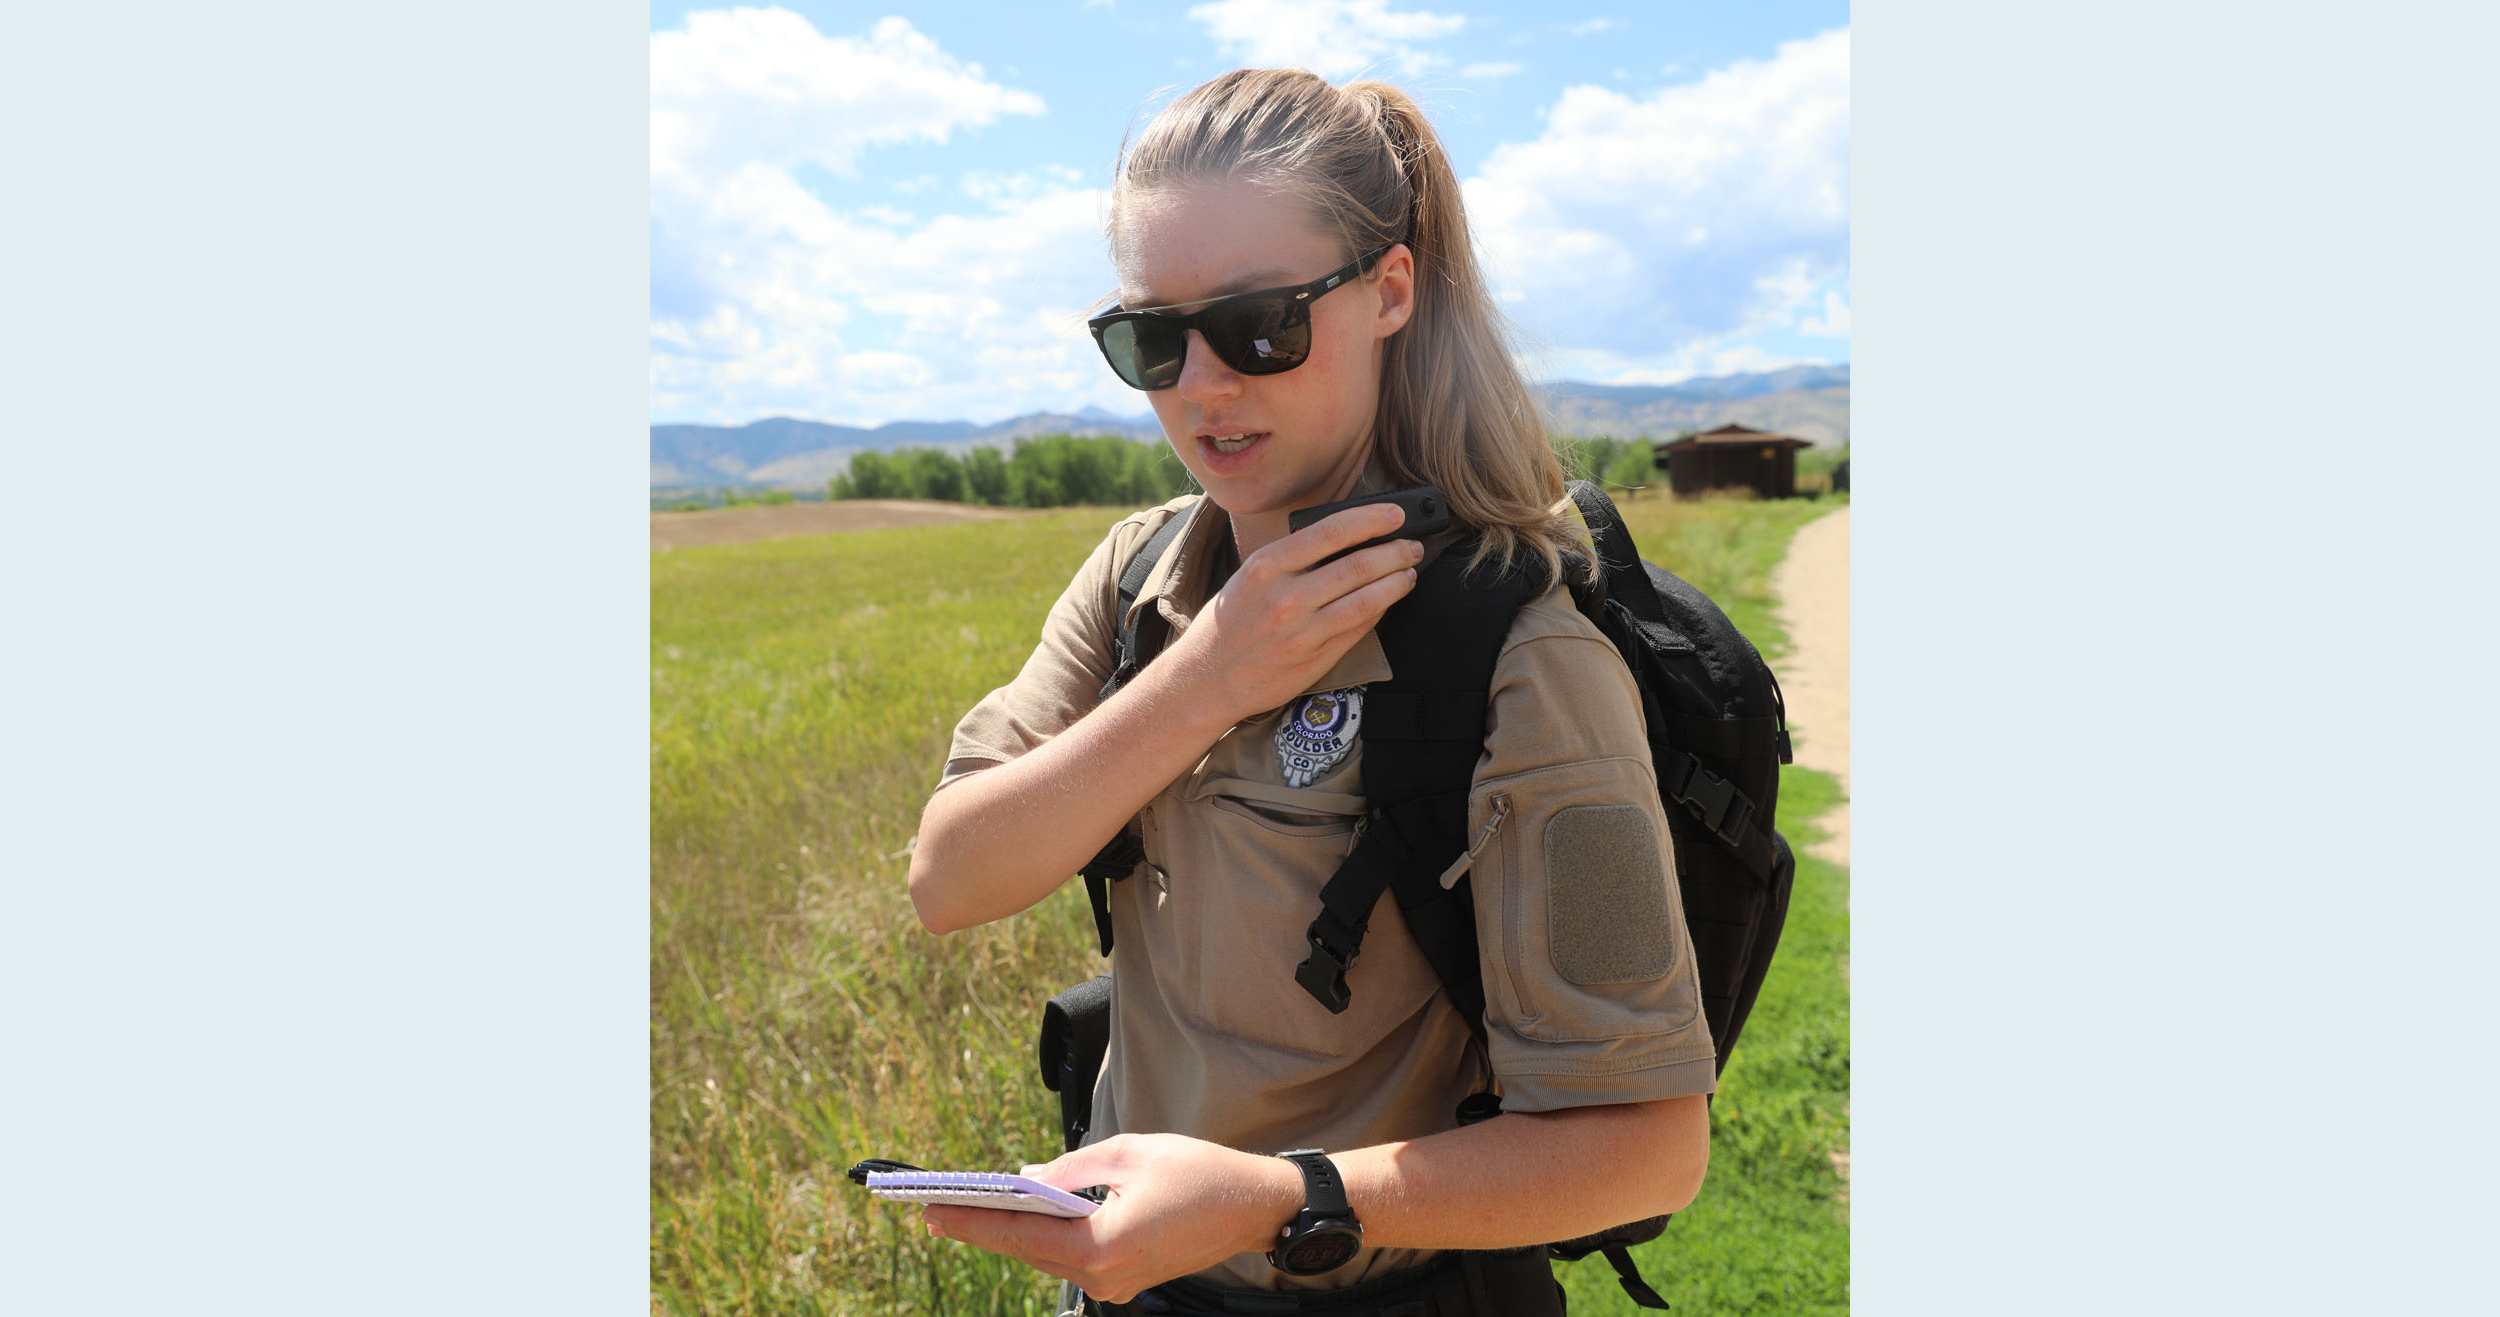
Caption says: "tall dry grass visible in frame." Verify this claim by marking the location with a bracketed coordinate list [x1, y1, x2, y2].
[652, 498, 1843, 1314]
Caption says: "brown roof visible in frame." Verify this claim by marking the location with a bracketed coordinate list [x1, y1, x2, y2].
[1656, 423, 1815, 451]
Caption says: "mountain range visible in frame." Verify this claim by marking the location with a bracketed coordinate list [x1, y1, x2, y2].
[651, 364, 1848, 489]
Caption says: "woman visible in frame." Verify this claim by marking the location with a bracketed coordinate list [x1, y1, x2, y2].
[906, 69, 1714, 1316]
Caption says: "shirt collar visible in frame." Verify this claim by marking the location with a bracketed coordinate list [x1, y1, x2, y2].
[1125, 466, 1400, 701]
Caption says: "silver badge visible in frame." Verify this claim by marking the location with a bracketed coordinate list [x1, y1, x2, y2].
[1275, 687, 1364, 788]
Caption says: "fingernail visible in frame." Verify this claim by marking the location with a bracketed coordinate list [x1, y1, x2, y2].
[1408, 541, 1424, 561]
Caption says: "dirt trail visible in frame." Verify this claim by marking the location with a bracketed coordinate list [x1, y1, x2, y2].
[650, 499, 1032, 550]
[1770, 505, 1849, 866]
[1770, 502, 1852, 1206]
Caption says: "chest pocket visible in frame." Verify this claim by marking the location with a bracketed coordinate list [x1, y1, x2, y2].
[1201, 777, 1365, 837]
[1158, 774, 1441, 1058]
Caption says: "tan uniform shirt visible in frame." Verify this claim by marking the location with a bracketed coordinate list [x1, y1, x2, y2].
[940, 491, 1716, 1290]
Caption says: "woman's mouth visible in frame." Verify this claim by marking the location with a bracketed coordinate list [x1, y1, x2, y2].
[1197, 432, 1269, 471]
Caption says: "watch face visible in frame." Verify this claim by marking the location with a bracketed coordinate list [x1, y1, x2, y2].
[1276, 1225, 1360, 1275]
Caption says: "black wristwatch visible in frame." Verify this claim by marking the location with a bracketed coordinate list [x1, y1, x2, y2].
[1268, 1149, 1362, 1276]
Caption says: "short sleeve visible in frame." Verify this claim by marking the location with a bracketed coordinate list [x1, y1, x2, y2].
[938, 505, 1174, 787]
[1463, 590, 1718, 1113]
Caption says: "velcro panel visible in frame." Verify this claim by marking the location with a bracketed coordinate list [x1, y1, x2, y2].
[1544, 803, 1678, 986]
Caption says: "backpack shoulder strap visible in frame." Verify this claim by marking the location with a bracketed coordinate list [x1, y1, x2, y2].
[1295, 538, 1544, 1034]
[1097, 502, 1195, 702]
[1565, 480, 1635, 577]
[1076, 500, 1198, 957]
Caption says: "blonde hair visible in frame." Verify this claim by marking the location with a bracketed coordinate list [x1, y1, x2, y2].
[1110, 69, 1586, 583]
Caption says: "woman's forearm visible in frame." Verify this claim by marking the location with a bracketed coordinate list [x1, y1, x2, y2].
[909, 507, 1420, 936]
[925, 1095, 1711, 1301]
[1200, 1095, 1712, 1254]
[907, 639, 1238, 935]
[1332, 1095, 1710, 1250]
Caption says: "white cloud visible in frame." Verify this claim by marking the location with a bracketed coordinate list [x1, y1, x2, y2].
[1459, 61, 1525, 80]
[1563, 18, 1617, 36]
[1465, 27, 1850, 367]
[1186, 0, 1466, 79]
[650, 11, 1136, 424]
[651, 166, 1128, 424]
[962, 165, 1087, 204]
[651, 11, 1043, 187]
[1525, 341, 1820, 388]
[1800, 288, 1850, 336]
[1703, 345, 1815, 376]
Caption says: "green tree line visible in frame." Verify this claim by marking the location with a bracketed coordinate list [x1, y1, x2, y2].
[658, 488, 800, 512]
[1560, 435, 1672, 492]
[825, 430, 1839, 510]
[830, 434, 1197, 508]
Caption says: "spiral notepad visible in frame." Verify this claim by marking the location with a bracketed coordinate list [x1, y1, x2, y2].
[862, 1170, 1101, 1218]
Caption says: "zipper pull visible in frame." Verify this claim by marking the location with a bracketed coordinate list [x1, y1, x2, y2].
[1436, 793, 1512, 889]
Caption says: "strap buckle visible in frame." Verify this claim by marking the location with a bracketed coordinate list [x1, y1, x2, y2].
[1668, 759, 1753, 848]
[1295, 911, 1363, 1014]
[1712, 795, 1754, 849]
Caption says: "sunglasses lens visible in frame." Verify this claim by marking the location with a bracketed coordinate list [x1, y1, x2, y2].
[1205, 296, 1309, 375]
[1099, 318, 1184, 391]
[1094, 286, 1319, 390]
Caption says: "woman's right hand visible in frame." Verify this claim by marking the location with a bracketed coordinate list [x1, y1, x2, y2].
[1161, 501, 1422, 724]
[908, 499, 1420, 936]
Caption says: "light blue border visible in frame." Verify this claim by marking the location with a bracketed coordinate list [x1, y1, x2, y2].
[11, 0, 2498, 1308]
[5, 2, 644, 1309]
[1859, 2, 2495, 1312]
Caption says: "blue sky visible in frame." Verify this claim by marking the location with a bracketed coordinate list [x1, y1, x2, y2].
[650, 1, 1850, 426]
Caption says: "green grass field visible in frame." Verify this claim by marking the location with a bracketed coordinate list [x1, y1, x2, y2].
[652, 494, 1848, 1314]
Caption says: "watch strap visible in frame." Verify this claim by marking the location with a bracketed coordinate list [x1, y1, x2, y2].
[1278, 1149, 1351, 1219]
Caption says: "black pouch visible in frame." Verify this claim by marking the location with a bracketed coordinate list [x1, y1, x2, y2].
[1038, 974, 1115, 1153]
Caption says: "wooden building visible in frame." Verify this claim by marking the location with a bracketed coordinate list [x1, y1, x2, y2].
[1652, 424, 1817, 499]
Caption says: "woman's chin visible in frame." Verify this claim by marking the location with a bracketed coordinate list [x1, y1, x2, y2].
[1198, 482, 1301, 537]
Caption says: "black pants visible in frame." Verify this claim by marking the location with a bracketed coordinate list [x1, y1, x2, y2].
[1073, 1250, 1565, 1317]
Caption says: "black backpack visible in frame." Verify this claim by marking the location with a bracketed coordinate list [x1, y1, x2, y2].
[1037, 480, 1795, 1309]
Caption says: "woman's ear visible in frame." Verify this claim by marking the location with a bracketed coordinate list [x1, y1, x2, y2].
[1371, 242, 1416, 338]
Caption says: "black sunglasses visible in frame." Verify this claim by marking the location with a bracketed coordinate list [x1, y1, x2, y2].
[1087, 244, 1392, 391]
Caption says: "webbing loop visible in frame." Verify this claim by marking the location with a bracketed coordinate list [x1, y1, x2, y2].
[1602, 1245, 1670, 1309]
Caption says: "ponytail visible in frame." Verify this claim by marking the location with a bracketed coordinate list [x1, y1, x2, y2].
[1349, 82, 1575, 584]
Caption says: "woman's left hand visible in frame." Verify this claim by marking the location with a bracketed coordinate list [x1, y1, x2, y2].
[920, 1133, 1299, 1303]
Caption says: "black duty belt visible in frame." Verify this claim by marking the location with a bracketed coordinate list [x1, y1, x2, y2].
[1079, 1248, 1561, 1317]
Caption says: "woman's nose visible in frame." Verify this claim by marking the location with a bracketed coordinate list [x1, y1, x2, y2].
[1174, 328, 1244, 402]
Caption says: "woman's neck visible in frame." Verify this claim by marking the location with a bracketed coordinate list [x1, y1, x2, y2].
[1226, 450, 1378, 561]
[1228, 512, 1289, 562]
